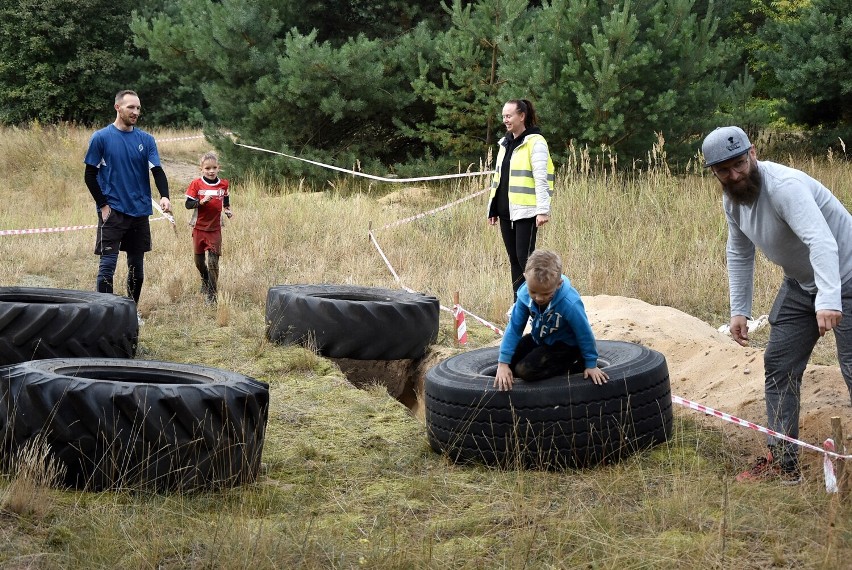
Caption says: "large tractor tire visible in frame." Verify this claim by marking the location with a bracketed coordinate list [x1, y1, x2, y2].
[425, 340, 672, 469]
[0, 287, 138, 365]
[0, 359, 269, 492]
[265, 285, 439, 360]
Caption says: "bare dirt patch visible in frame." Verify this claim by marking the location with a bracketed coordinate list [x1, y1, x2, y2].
[332, 345, 457, 421]
[161, 157, 200, 188]
[584, 295, 852, 469]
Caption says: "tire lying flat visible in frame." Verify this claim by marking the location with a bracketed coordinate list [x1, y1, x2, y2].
[0, 287, 138, 366]
[0, 359, 269, 491]
[425, 340, 672, 469]
[265, 285, 440, 360]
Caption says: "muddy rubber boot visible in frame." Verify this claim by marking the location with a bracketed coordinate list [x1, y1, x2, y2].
[206, 253, 220, 304]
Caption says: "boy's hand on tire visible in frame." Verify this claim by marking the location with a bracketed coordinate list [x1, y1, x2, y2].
[494, 362, 514, 391]
[584, 367, 609, 385]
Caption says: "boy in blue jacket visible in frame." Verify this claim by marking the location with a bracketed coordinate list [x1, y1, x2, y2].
[494, 249, 608, 391]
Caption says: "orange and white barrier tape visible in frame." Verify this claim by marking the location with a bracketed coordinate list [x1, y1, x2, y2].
[672, 394, 852, 459]
[0, 224, 98, 236]
[151, 198, 177, 233]
[672, 394, 851, 491]
[453, 304, 468, 345]
[368, 231, 401, 283]
[155, 134, 205, 143]
[370, 225, 504, 338]
[1, 215, 169, 238]
[364, 183, 508, 339]
[375, 189, 488, 231]
[824, 439, 840, 493]
[457, 304, 504, 337]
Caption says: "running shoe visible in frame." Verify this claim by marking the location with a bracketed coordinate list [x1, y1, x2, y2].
[735, 451, 802, 485]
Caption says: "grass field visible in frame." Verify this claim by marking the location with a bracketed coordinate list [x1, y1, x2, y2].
[0, 124, 851, 568]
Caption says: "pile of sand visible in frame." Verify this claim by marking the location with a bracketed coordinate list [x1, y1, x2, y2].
[584, 295, 852, 461]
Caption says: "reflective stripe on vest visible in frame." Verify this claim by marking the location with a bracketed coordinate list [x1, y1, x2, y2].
[489, 134, 554, 206]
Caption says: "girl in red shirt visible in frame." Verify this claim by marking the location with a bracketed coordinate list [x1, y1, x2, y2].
[185, 151, 232, 304]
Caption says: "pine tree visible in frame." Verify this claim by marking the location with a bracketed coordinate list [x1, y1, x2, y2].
[133, 0, 443, 181]
[501, 0, 737, 164]
[758, 0, 852, 143]
[0, 0, 128, 124]
[401, 0, 530, 162]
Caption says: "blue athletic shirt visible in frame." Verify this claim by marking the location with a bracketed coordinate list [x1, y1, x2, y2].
[84, 125, 161, 217]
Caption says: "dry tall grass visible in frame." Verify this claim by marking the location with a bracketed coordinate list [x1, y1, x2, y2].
[0, 125, 851, 568]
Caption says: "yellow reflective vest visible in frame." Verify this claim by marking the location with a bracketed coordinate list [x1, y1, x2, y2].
[488, 133, 554, 221]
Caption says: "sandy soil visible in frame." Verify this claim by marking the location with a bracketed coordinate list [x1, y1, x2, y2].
[584, 295, 852, 464]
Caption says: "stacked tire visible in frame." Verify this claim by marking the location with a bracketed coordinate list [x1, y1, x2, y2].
[0, 359, 269, 492]
[0, 287, 269, 491]
[0, 287, 138, 365]
[425, 341, 673, 469]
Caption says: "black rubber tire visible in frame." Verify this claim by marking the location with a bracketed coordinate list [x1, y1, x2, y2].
[425, 340, 673, 469]
[0, 359, 269, 492]
[265, 285, 440, 360]
[0, 287, 138, 366]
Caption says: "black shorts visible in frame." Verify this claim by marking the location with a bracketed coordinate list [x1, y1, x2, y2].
[94, 209, 152, 255]
[510, 334, 584, 382]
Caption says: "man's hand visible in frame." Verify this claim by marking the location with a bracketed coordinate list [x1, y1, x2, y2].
[494, 362, 514, 391]
[100, 204, 111, 221]
[730, 315, 749, 346]
[817, 309, 842, 337]
[488, 216, 498, 226]
[160, 197, 172, 213]
[536, 213, 549, 228]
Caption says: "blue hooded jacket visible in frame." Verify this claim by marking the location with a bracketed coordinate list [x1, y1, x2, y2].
[499, 275, 599, 369]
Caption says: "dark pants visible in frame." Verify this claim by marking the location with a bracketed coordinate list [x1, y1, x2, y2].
[94, 209, 150, 305]
[195, 252, 220, 300]
[499, 217, 538, 300]
[97, 252, 145, 305]
[510, 334, 584, 381]
[764, 277, 852, 469]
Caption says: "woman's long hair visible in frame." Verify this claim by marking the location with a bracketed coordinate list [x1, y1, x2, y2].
[506, 99, 538, 129]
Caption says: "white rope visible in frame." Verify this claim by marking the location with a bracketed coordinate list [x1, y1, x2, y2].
[234, 142, 493, 183]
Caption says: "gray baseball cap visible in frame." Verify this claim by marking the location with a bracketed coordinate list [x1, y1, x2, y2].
[702, 126, 752, 167]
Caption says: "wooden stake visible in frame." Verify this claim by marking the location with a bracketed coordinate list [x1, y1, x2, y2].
[825, 417, 846, 567]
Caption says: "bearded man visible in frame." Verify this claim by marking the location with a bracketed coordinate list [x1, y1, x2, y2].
[704, 126, 852, 485]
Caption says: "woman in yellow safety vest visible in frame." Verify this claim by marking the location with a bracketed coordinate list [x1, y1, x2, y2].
[487, 98, 555, 308]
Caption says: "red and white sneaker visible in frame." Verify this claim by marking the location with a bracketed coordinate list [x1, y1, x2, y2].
[735, 452, 802, 485]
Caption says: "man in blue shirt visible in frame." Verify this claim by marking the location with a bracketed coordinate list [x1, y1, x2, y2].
[84, 90, 171, 309]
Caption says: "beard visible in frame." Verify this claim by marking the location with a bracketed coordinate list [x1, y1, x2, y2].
[723, 164, 762, 206]
[118, 110, 138, 128]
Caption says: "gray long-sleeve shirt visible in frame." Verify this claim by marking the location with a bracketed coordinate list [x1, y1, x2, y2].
[725, 160, 852, 317]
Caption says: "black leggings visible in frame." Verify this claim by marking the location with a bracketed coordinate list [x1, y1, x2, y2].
[499, 217, 537, 300]
[510, 334, 584, 381]
[97, 252, 144, 305]
[195, 252, 220, 296]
